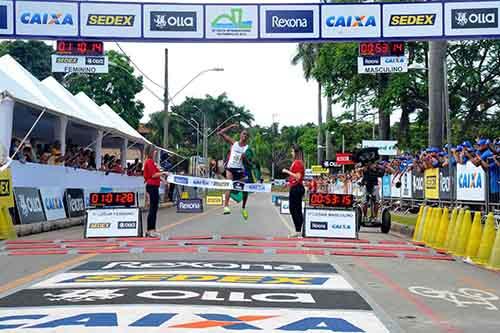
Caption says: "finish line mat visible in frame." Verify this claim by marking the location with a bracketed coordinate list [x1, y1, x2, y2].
[0, 260, 390, 332]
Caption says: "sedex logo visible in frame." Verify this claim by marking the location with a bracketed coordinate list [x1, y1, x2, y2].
[266, 10, 314, 33]
[151, 11, 197, 31]
[87, 14, 135, 26]
[390, 14, 436, 26]
[452, 8, 498, 29]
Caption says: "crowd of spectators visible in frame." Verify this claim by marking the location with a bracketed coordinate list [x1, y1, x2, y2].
[9, 138, 143, 176]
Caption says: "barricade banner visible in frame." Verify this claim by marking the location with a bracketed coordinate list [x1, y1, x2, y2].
[424, 168, 439, 200]
[39, 187, 67, 221]
[439, 167, 454, 201]
[167, 174, 271, 192]
[382, 175, 391, 198]
[13, 187, 46, 224]
[456, 161, 486, 202]
[390, 174, 401, 198]
[64, 188, 85, 218]
[0, 168, 14, 208]
[412, 171, 424, 199]
[401, 171, 412, 199]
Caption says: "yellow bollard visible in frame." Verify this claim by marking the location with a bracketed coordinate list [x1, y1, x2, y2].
[474, 213, 496, 265]
[465, 212, 483, 259]
[449, 208, 465, 254]
[436, 207, 450, 250]
[412, 206, 425, 242]
[443, 208, 458, 251]
[486, 221, 500, 271]
[455, 210, 473, 257]
[422, 208, 435, 245]
[415, 206, 430, 243]
[428, 208, 442, 247]
[0, 207, 17, 240]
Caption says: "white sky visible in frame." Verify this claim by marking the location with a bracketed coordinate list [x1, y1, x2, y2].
[105, 0, 343, 127]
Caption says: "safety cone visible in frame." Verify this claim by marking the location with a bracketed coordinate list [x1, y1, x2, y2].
[465, 212, 483, 259]
[443, 208, 458, 250]
[455, 210, 473, 257]
[0, 207, 17, 240]
[428, 208, 442, 247]
[412, 206, 425, 241]
[449, 208, 465, 254]
[487, 222, 500, 271]
[435, 207, 450, 250]
[474, 213, 496, 265]
[422, 207, 435, 245]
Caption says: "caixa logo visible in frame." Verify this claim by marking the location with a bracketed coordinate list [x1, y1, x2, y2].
[266, 10, 314, 33]
[44, 197, 63, 210]
[20, 12, 74, 25]
[174, 176, 189, 185]
[459, 172, 482, 189]
[326, 15, 376, 27]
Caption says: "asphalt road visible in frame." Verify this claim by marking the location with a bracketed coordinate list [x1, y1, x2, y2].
[0, 193, 499, 332]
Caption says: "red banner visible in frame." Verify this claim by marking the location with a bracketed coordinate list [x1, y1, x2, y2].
[335, 153, 354, 165]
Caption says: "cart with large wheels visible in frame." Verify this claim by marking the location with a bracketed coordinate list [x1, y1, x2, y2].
[354, 196, 391, 234]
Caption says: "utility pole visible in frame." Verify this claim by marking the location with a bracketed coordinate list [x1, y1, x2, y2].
[428, 41, 446, 148]
[325, 95, 333, 160]
[203, 111, 208, 166]
[163, 48, 169, 148]
[317, 81, 324, 164]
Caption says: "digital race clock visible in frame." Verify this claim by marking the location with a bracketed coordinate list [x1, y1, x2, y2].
[56, 40, 104, 56]
[359, 42, 405, 57]
[89, 192, 136, 207]
[309, 193, 354, 208]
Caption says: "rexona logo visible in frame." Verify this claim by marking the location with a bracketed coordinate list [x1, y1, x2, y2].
[151, 11, 197, 31]
[452, 8, 498, 29]
[0, 5, 7, 29]
[266, 10, 314, 33]
[174, 176, 189, 185]
[20, 12, 74, 25]
[87, 14, 135, 26]
[390, 14, 436, 26]
[326, 15, 376, 27]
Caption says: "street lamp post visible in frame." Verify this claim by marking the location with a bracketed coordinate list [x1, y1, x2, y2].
[190, 117, 200, 158]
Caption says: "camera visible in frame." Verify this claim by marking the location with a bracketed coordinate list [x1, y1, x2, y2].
[353, 147, 380, 166]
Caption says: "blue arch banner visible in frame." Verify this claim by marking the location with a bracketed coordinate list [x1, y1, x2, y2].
[0, 0, 498, 42]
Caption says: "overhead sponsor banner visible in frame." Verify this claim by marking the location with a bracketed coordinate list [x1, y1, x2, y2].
[445, 1, 500, 36]
[144, 4, 203, 39]
[0, 168, 14, 208]
[322, 4, 380, 39]
[39, 187, 66, 221]
[358, 55, 408, 74]
[167, 174, 271, 192]
[205, 5, 258, 39]
[85, 208, 141, 238]
[311, 165, 328, 175]
[15, 0, 78, 36]
[390, 174, 401, 198]
[206, 195, 223, 206]
[304, 208, 357, 239]
[260, 5, 319, 39]
[456, 161, 486, 201]
[401, 171, 413, 199]
[280, 199, 290, 215]
[64, 188, 85, 218]
[31, 271, 354, 290]
[0, 0, 14, 35]
[51, 54, 109, 74]
[362, 140, 398, 156]
[13, 187, 46, 224]
[177, 198, 203, 213]
[71, 260, 338, 273]
[0, 306, 390, 332]
[383, 2, 443, 38]
[0, 286, 370, 310]
[382, 175, 391, 198]
[439, 167, 454, 201]
[412, 171, 424, 199]
[80, 2, 141, 38]
[424, 168, 439, 200]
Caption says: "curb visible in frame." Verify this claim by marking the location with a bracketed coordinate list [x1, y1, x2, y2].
[390, 222, 415, 239]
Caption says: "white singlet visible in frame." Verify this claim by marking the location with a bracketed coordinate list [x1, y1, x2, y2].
[226, 142, 248, 169]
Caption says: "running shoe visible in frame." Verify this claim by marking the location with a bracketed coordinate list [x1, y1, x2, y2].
[223, 206, 231, 215]
[241, 208, 249, 221]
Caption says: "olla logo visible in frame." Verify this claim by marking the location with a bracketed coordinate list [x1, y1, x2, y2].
[458, 172, 482, 189]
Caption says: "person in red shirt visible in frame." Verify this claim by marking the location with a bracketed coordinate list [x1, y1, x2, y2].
[143, 146, 168, 237]
[282, 144, 305, 237]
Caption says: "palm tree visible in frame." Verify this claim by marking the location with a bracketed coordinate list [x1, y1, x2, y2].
[292, 43, 324, 164]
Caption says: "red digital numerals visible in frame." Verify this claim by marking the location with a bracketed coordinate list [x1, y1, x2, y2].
[309, 193, 353, 208]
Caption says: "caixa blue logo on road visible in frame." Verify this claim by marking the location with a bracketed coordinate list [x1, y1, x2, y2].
[174, 176, 189, 185]
[266, 10, 314, 33]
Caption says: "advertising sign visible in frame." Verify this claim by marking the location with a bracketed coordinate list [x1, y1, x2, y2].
[322, 4, 380, 39]
[177, 198, 203, 213]
[362, 140, 398, 156]
[0, 168, 14, 208]
[304, 168, 313, 180]
[13, 187, 46, 224]
[304, 208, 357, 239]
[80, 2, 141, 38]
[401, 171, 413, 199]
[424, 168, 439, 200]
[335, 153, 354, 165]
[39, 187, 66, 221]
[382, 2, 443, 38]
[144, 4, 203, 39]
[280, 199, 290, 214]
[206, 195, 223, 206]
[439, 167, 453, 201]
[390, 174, 401, 198]
[311, 165, 329, 175]
[85, 208, 141, 238]
[15, 0, 78, 36]
[260, 5, 319, 39]
[64, 188, 85, 218]
[205, 5, 258, 39]
[412, 171, 424, 199]
[358, 56, 408, 74]
[0, 0, 14, 35]
[51, 54, 109, 74]
[445, 1, 500, 36]
[456, 161, 486, 201]
[322, 160, 339, 168]
[382, 174, 391, 198]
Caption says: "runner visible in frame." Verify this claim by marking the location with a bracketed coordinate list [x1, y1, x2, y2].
[218, 124, 251, 219]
